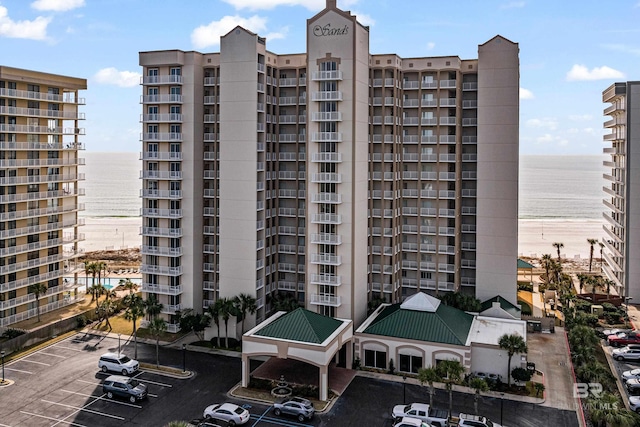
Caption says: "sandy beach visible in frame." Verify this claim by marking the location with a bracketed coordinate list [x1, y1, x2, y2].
[79, 216, 142, 252]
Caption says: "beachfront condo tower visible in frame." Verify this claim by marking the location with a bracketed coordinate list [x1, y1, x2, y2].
[0, 66, 86, 329]
[138, 0, 519, 333]
[602, 81, 640, 302]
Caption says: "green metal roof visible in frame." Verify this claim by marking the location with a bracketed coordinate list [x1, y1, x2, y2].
[254, 308, 344, 344]
[481, 295, 522, 318]
[361, 301, 474, 346]
[517, 258, 534, 269]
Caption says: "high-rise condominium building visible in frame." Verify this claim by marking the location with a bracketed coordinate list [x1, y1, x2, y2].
[602, 81, 640, 301]
[139, 0, 519, 333]
[0, 66, 86, 329]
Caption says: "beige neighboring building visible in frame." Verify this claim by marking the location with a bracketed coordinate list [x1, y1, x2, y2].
[602, 81, 640, 302]
[0, 66, 86, 329]
[138, 0, 519, 334]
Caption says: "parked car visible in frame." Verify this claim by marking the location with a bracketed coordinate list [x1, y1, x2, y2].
[187, 419, 227, 427]
[203, 403, 250, 425]
[393, 417, 432, 427]
[626, 379, 640, 394]
[272, 396, 314, 422]
[608, 331, 640, 347]
[102, 375, 147, 403]
[457, 413, 502, 427]
[392, 402, 449, 427]
[612, 347, 640, 361]
[603, 328, 629, 336]
[629, 396, 640, 413]
[623, 368, 640, 381]
[98, 352, 139, 375]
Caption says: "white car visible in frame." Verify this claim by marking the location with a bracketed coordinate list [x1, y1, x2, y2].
[203, 402, 250, 425]
[623, 369, 640, 381]
[458, 413, 502, 427]
[612, 347, 640, 361]
[98, 353, 139, 375]
[394, 417, 432, 427]
[629, 396, 640, 413]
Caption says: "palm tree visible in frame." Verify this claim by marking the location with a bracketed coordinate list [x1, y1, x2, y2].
[28, 283, 48, 322]
[88, 283, 106, 307]
[435, 360, 464, 419]
[576, 361, 613, 388]
[577, 273, 587, 294]
[148, 317, 167, 368]
[552, 242, 564, 264]
[119, 278, 137, 294]
[417, 366, 439, 408]
[589, 392, 637, 427]
[587, 238, 598, 273]
[233, 293, 257, 337]
[83, 260, 94, 293]
[206, 301, 222, 348]
[145, 293, 163, 321]
[540, 254, 553, 284]
[96, 261, 108, 285]
[498, 333, 528, 386]
[599, 241, 605, 272]
[96, 299, 117, 331]
[218, 297, 235, 348]
[164, 422, 190, 427]
[469, 377, 489, 415]
[123, 293, 145, 359]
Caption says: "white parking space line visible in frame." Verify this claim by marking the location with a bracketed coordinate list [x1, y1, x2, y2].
[60, 389, 144, 407]
[0, 422, 14, 427]
[132, 373, 173, 388]
[77, 379, 101, 386]
[41, 399, 126, 420]
[54, 345, 84, 352]
[19, 411, 87, 427]
[18, 359, 51, 366]
[38, 351, 66, 358]
[4, 367, 33, 374]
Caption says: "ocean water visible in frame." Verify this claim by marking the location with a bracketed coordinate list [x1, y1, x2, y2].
[79, 152, 606, 220]
[80, 152, 141, 217]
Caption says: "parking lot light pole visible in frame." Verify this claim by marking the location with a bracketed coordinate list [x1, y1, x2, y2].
[402, 374, 407, 404]
[1, 350, 5, 384]
[500, 392, 504, 425]
[182, 343, 186, 373]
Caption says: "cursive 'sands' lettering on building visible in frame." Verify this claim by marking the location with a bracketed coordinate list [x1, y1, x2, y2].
[313, 23, 349, 37]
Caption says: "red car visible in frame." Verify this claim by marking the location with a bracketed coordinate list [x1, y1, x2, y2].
[609, 331, 640, 347]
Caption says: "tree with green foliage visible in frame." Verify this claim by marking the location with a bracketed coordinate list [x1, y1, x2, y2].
[511, 367, 532, 384]
[440, 292, 481, 312]
[587, 238, 598, 273]
[435, 360, 464, 419]
[206, 301, 222, 347]
[88, 283, 106, 307]
[553, 242, 564, 264]
[219, 297, 236, 348]
[533, 382, 545, 397]
[470, 377, 489, 415]
[498, 333, 528, 386]
[588, 392, 638, 427]
[123, 293, 145, 359]
[540, 254, 553, 284]
[164, 422, 190, 427]
[272, 292, 300, 312]
[119, 278, 137, 294]
[144, 293, 163, 321]
[148, 317, 167, 368]
[417, 367, 439, 408]
[28, 283, 48, 322]
[178, 308, 210, 342]
[233, 293, 257, 337]
[96, 299, 117, 331]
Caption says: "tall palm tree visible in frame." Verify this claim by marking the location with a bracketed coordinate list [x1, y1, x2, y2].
[96, 261, 108, 285]
[540, 254, 553, 284]
[417, 367, 439, 408]
[469, 377, 489, 416]
[577, 273, 587, 294]
[435, 360, 464, 419]
[123, 294, 145, 359]
[233, 293, 257, 337]
[552, 242, 564, 264]
[219, 297, 235, 348]
[83, 260, 94, 293]
[148, 317, 167, 367]
[598, 241, 605, 272]
[97, 299, 117, 331]
[145, 293, 163, 321]
[89, 283, 106, 307]
[119, 278, 137, 294]
[206, 301, 222, 348]
[28, 283, 48, 322]
[498, 333, 528, 386]
[587, 238, 598, 272]
[589, 392, 637, 427]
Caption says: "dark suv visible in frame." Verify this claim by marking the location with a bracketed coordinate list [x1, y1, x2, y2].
[272, 396, 315, 422]
[103, 375, 147, 403]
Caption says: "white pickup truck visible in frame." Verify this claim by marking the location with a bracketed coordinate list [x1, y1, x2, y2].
[392, 402, 450, 427]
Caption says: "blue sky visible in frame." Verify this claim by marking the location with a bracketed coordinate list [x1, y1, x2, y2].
[1, 0, 639, 155]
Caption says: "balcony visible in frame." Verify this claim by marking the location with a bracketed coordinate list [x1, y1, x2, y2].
[140, 189, 182, 199]
[310, 274, 341, 286]
[312, 111, 342, 121]
[0, 88, 85, 104]
[311, 193, 342, 204]
[140, 171, 182, 180]
[141, 75, 182, 85]
[311, 213, 342, 224]
[0, 124, 84, 135]
[311, 173, 342, 183]
[141, 283, 183, 295]
[439, 117, 457, 126]
[311, 152, 342, 163]
[462, 118, 477, 126]
[311, 253, 342, 265]
[140, 227, 183, 237]
[312, 70, 343, 80]
[310, 294, 342, 307]
[140, 265, 183, 276]
[140, 94, 183, 104]
[0, 106, 85, 120]
[311, 91, 342, 101]
[140, 152, 183, 161]
[141, 245, 183, 256]
[463, 82, 478, 91]
[311, 233, 342, 245]
[440, 80, 457, 88]
[311, 132, 342, 142]
[204, 77, 218, 85]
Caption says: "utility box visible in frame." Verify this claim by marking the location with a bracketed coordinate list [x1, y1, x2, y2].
[591, 305, 604, 317]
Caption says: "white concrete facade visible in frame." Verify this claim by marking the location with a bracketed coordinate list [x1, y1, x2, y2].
[138, 0, 520, 333]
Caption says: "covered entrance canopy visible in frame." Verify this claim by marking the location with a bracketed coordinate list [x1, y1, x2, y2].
[242, 308, 353, 401]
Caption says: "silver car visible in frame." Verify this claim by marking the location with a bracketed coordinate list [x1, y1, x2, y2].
[623, 369, 640, 381]
[613, 348, 640, 361]
[272, 396, 315, 422]
[629, 396, 640, 413]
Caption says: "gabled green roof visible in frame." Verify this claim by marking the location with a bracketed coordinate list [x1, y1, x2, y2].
[362, 298, 474, 346]
[255, 308, 343, 344]
[518, 258, 534, 269]
[481, 295, 522, 318]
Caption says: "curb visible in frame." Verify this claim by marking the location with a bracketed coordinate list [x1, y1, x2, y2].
[228, 382, 337, 414]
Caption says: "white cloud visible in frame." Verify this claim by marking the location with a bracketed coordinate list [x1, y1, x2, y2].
[31, 0, 85, 11]
[566, 64, 625, 81]
[265, 26, 289, 41]
[526, 117, 558, 130]
[0, 6, 50, 40]
[500, 1, 525, 9]
[351, 11, 374, 26]
[568, 114, 593, 121]
[221, 0, 359, 11]
[601, 43, 640, 56]
[535, 133, 569, 147]
[93, 67, 141, 88]
[191, 15, 269, 49]
[519, 87, 534, 99]
[426, 42, 435, 50]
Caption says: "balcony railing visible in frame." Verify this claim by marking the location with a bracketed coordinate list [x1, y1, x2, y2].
[141, 75, 183, 85]
[0, 88, 85, 104]
[141, 283, 183, 295]
[310, 274, 341, 286]
[310, 253, 341, 265]
[310, 294, 341, 307]
[0, 106, 85, 120]
[312, 70, 343, 80]
[311, 91, 342, 101]
[141, 94, 183, 103]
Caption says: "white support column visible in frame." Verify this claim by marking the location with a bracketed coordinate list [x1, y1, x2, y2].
[242, 355, 250, 388]
[319, 364, 329, 401]
[345, 341, 353, 369]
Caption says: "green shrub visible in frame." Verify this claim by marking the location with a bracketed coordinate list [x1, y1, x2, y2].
[1, 328, 25, 339]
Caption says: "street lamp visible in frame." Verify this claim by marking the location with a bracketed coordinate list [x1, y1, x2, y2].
[1, 350, 5, 384]
[500, 392, 504, 425]
[402, 374, 407, 404]
[182, 343, 186, 373]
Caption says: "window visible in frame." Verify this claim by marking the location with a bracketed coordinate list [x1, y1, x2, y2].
[147, 68, 158, 76]
[399, 354, 423, 374]
[364, 349, 387, 369]
[170, 67, 181, 76]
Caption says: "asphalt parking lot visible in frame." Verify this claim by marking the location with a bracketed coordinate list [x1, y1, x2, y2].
[0, 331, 579, 427]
